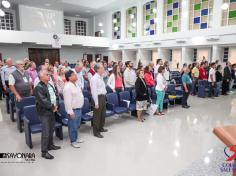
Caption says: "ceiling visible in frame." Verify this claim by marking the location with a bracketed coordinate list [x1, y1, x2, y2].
[9, 0, 139, 17]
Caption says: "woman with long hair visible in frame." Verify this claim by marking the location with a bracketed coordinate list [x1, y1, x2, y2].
[107, 64, 124, 94]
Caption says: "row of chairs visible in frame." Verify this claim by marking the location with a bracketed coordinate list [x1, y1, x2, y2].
[197, 80, 222, 98]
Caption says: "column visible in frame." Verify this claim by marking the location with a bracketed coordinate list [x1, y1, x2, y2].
[181, 0, 190, 32]
[121, 8, 126, 39]
[156, 0, 164, 37]
[212, 45, 223, 62]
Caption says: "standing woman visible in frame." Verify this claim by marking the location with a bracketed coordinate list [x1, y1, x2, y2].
[107, 64, 124, 94]
[144, 65, 155, 88]
[155, 66, 167, 116]
[55, 67, 66, 95]
[135, 69, 149, 122]
[182, 67, 192, 108]
[163, 61, 171, 82]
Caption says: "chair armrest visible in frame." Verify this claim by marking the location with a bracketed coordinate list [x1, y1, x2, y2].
[106, 103, 115, 111]
[23, 116, 30, 125]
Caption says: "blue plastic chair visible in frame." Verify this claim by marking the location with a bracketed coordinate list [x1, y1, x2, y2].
[106, 93, 129, 114]
[16, 96, 35, 133]
[82, 98, 93, 124]
[119, 91, 136, 111]
[197, 80, 209, 98]
[23, 105, 63, 149]
[56, 101, 68, 126]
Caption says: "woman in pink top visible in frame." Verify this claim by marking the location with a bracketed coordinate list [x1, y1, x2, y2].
[27, 61, 38, 84]
[107, 64, 124, 94]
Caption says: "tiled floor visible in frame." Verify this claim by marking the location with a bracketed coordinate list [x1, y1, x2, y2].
[0, 93, 236, 176]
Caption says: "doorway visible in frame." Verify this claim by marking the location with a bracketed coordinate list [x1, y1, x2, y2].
[28, 48, 60, 65]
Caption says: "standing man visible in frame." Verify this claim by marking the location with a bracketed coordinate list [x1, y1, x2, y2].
[1, 58, 16, 113]
[191, 62, 200, 95]
[74, 62, 84, 90]
[34, 69, 61, 160]
[9, 60, 32, 102]
[90, 63, 108, 138]
[123, 61, 136, 92]
[63, 70, 84, 148]
[222, 61, 232, 95]
[208, 63, 216, 98]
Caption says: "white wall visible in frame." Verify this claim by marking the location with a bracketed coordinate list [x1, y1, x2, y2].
[19, 5, 64, 34]
[229, 47, 236, 64]
[122, 50, 137, 66]
[197, 48, 211, 62]
[111, 51, 122, 62]
[172, 49, 182, 70]
[138, 49, 152, 67]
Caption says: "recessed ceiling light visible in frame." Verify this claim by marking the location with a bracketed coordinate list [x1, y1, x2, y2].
[221, 3, 229, 10]
[45, 3, 51, 7]
[152, 8, 157, 13]
[2, 0, 11, 9]
[132, 22, 136, 27]
[114, 26, 119, 31]
[85, 10, 91, 13]
[100, 29, 104, 34]
[130, 14, 135, 19]
[0, 9, 5, 17]
[98, 22, 103, 27]
[75, 14, 80, 17]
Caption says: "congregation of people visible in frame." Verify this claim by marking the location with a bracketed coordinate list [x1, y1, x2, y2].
[0, 56, 235, 160]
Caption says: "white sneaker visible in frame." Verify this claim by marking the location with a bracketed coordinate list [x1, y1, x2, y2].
[71, 142, 80, 148]
[76, 139, 84, 143]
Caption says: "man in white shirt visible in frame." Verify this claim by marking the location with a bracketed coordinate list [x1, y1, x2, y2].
[63, 70, 84, 148]
[123, 61, 136, 92]
[90, 63, 107, 138]
[208, 62, 216, 98]
[154, 59, 163, 79]
[74, 62, 84, 90]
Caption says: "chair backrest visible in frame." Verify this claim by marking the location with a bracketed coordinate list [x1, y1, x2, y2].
[83, 90, 91, 100]
[58, 101, 68, 119]
[106, 86, 113, 94]
[106, 93, 119, 106]
[23, 105, 41, 125]
[82, 98, 90, 114]
[119, 91, 131, 101]
[16, 96, 35, 109]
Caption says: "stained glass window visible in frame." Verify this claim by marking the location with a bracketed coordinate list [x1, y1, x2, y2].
[189, 0, 213, 30]
[143, 0, 157, 36]
[222, 0, 236, 26]
[126, 6, 137, 38]
[164, 0, 181, 33]
[112, 11, 121, 39]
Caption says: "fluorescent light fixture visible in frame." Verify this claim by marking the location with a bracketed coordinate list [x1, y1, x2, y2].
[100, 29, 104, 34]
[75, 14, 80, 17]
[98, 22, 103, 27]
[221, 3, 229, 10]
[85, 10, 91, 13]
[114, 26, 119, 31]
[113, 19, 117, 23]
[154, 18, 158, 23]
[2, 0, 10, 8]
[45, 3, 51, 7]
[0, 9, 5, 17]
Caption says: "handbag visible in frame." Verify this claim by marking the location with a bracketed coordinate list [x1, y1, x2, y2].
[146, 104, 158, 116]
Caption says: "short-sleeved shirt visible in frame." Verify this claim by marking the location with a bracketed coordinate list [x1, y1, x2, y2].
[192, 67, 199, 78]
[208, 68, 216, 82]
[47, 84, 57, 106]
[182, 73, 192, 85]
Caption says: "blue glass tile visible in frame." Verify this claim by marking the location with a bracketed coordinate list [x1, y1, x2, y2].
[173, 2, 179, 8]
[230, 0, 236, 2]
[150, 19, 155, 25]
[114, 32, 117, 36]
[201, 9, 208, 16]
[194, 17, 200, 24]
[200, 23, 207, 29]
[150, 30, 155, 35]
[167, 10, 172, 16]
[146, 4, 150, 10]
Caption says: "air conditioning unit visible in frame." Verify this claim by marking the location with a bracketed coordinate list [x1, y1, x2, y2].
[176, 39, 187, 43]
[206, 35, 220, 41]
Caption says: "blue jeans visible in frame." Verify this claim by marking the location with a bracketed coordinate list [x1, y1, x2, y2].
[68, 109, 82, 143]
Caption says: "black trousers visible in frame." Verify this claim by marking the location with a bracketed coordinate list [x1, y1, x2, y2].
[182, 85, 190, 106]
[222, 79, 230, 95]
[93, 95, 106, 135]
[38, 112, 55, 153]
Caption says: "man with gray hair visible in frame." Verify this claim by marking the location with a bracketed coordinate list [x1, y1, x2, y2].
[1, 58, 16, 113]
[74, 61, 84, 90]
[34, 69, 61, 160]
[90, 63, 108, 138]
[9, 60, 32, 102]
